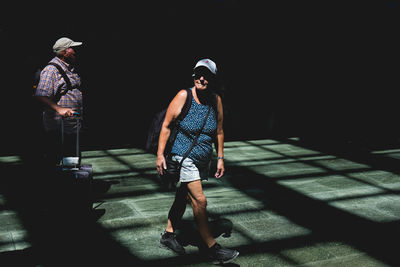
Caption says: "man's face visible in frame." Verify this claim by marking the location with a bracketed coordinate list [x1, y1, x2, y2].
[63, 47, 76, 64]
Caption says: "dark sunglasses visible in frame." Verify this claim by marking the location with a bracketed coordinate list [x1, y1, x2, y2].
[194, 69, 215, 81]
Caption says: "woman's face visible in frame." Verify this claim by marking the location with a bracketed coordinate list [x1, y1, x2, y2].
[193, 67, 214, 91]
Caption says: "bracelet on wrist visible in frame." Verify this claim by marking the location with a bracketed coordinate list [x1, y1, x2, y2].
[217, 156, 224, 160]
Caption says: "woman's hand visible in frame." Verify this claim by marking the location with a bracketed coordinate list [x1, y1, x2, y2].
[157, 154, 167, 175]
[215, 159, 225, 178]
[156, 89, 188, 176]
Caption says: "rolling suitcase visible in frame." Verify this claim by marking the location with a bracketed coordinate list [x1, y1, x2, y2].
[57, 115, 93, 212]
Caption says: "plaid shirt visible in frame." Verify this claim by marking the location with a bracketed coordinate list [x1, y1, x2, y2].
[35, 57, 83, 133]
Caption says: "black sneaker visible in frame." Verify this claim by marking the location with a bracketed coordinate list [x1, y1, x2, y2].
[207, 243, 239, 264]
[159, 231, 186, 255]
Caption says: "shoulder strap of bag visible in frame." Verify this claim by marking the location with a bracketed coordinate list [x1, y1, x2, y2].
[176, 88, 192, 121]
[164, 88, 193, 155]
[178, 105, 211, 167]
[48, 62, 72, 100]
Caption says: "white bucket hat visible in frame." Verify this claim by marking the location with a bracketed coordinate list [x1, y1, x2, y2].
[53, 37, 82, 53]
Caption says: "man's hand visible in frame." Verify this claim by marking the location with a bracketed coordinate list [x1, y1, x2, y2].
[35, 96, 76, 117]
[57, 107, 76, 117]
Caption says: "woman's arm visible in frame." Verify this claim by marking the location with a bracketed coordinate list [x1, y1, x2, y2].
[215, 94, 225, 178]
[156, 89, 188, 175]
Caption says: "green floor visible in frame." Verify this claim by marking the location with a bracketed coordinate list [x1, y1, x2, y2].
[1, 138, 400, 266]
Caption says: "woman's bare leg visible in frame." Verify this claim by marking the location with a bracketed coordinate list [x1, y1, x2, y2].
[187, 180, 216, 248]
[165, 183, 189, 232]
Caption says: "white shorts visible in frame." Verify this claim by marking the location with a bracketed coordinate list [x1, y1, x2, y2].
[171, 155, 210, 183]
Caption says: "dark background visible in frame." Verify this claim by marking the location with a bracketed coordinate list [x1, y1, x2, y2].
[1, 0, 399, 155]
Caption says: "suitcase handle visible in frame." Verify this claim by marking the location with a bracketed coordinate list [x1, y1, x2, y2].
[61, 115, 82, 166]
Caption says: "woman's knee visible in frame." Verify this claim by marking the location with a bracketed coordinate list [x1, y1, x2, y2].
[191, 194, 207, 209]
[187, 180, 207, 208]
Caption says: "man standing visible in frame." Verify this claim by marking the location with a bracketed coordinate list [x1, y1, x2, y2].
[34, 37, 83, 167]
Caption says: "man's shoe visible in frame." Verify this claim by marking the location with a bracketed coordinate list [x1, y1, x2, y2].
[159, 231, 186, 255]
[207, 243, 239, 264]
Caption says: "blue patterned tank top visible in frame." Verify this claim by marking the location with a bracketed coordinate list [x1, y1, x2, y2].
[171, 88, 217, 164]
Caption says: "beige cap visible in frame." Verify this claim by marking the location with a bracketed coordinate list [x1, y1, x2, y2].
[53, 37, 82, 53]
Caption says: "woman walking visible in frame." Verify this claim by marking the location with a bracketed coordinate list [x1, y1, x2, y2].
[156, 59, 239, 264]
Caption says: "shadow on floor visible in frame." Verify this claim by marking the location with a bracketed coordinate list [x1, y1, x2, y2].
[219, 138, 400, 266]
[3, 137, 400, 266]
[0, 162, 144, 267]
[176, 218, 233, 251]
